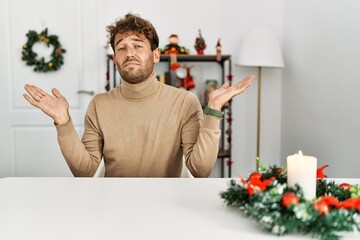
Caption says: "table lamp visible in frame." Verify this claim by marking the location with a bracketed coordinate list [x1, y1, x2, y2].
[236, 28, 284, 169]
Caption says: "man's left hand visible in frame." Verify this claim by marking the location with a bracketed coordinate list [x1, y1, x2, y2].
[207, 75, 256, 110]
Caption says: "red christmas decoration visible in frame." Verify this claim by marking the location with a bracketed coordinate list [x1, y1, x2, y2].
[194, 29, 206, 55]
[276, 167, 285, 175]
[281, 192, 299, 208]
[339, 183, 351, 191]
[241, 173, 275, 195]
[249, 172, 262, 181]
[317, 164, 329, 179]
[178, 65, 195, 90]
[315, 199, 330, 215]
[226, 159, 233, 166]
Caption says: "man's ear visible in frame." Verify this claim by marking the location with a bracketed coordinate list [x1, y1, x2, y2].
[153, 48, 161, 63]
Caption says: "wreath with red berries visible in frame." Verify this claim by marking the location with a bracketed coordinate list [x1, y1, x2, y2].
[220, 158, 360, 240]
[21, 28, 66, 72]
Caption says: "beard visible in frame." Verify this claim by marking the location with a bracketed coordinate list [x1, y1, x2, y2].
[117, 55, 154, 84]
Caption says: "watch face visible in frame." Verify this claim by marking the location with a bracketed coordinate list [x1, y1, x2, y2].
[175, 67, 187, 79]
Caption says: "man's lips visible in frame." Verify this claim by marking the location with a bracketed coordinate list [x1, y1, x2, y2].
[123, 61, 140, 67]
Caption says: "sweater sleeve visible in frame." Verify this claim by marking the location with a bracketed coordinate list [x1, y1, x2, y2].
[56, 98, 104, 177]
[181, 93, 221, 177]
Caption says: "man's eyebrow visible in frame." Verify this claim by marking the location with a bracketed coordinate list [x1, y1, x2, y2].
[115, 37, 145, 46]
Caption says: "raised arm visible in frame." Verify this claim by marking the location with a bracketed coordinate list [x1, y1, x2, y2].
[183, 75, 256, 177]
[23, 84, 70, 125]
[23, 84, 102, 176]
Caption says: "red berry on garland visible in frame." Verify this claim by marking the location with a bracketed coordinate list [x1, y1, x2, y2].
[315, 199, 330, 214]
[276, 167, 284, 175]
[339, 183, 351, 191]
[281, 192, 299, 208]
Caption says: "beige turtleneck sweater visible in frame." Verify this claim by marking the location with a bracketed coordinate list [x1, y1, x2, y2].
[56, 74, 221, 177]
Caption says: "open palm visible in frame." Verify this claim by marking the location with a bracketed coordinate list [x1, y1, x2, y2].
[23, 84, 70, 125]
[207, 75, 255, 110]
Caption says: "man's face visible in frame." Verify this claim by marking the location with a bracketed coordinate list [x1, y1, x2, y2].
[113, 32, 160, 84]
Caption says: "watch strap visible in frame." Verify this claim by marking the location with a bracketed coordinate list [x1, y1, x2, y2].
[203, 107, 223, 118]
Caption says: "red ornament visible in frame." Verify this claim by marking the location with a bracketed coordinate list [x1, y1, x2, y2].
[276, 167, 284, 175]
[281, 192, 299, 208]
[315, 199, 330, 215]
[227, 74, 233, 81]
[178, 65, 195, 90]
[226, 159, 233, 166]
[317, 164, 329, 179]
[339, 183, 351, 191]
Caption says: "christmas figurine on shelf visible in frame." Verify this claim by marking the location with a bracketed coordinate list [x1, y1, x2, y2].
[177, 65, 195, 91]
[194, 29, 206, 55]
[161, 34, 189, 55]
[161, 34, 189, 70]
[216, 38, 222, 61]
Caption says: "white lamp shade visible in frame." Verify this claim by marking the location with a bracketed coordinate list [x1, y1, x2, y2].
[236, 28, 284, 68]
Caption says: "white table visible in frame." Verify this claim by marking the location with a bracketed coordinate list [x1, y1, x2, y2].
[0, 178, 359, 240]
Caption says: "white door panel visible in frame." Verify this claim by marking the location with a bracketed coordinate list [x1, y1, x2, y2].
[0, 0, 99, 177]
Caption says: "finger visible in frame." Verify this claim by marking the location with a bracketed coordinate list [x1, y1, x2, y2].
[240, 75, 256, 85]
[24, 84, 42, 101]
[32, 85, 48, 97]
[244, 75, 256, 84]
[236, 75, 255, 89]
[51, 88, 62, 98]
[23, 93, 40, 107]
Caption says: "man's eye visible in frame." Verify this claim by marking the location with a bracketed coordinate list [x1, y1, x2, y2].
[134, 45, 142, 49]
[117, 47, 125, 51]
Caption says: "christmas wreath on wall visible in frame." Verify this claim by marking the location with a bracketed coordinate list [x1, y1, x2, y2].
[21, 28, 66, 72]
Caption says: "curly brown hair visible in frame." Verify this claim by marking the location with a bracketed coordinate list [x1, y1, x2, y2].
[106, 13, 159, 52]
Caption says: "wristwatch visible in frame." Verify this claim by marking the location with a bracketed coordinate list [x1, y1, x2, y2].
[203, 107, 224, 118]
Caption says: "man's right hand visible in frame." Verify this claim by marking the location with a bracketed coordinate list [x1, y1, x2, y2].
[23, 84, 70, 125]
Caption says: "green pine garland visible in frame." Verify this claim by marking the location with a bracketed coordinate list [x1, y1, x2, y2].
[21, 28, 66, 72]
[220, 165, 360, 240]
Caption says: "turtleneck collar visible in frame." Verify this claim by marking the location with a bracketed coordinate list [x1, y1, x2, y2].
[119, 72, 160, 99]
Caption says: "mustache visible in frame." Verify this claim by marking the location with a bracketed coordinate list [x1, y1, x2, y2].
[123, 59, 140, 66]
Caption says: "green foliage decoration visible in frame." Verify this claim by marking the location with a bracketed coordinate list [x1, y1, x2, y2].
[21, 28, 66, 72]
[220, 162, 360, 240]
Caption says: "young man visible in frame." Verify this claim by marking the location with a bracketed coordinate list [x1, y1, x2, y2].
[23, 13, 255, 177]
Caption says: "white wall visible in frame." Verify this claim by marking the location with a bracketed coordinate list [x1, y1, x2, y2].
[281, 0, 360, 177]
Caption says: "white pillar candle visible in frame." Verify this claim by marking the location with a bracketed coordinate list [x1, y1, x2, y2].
[287, 151, 317, 200]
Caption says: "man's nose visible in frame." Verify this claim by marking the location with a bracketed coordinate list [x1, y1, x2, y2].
[125, 47, 135, 58]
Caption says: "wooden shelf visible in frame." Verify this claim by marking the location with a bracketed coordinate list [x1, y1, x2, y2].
[218, 149, 230, 158]
[160, 54, 231, 64]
